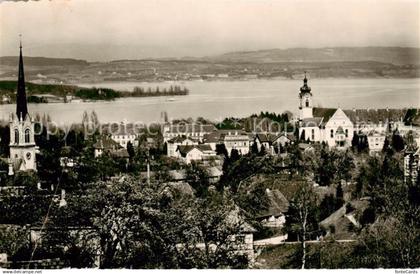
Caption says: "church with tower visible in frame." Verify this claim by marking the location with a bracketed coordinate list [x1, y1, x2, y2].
[297, 73, 354, 148]
[8, 40, 38, 175]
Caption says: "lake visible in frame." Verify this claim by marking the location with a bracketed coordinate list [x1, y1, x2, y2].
[0, 78, 419, 125]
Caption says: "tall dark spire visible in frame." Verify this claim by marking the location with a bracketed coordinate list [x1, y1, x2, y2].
[16, 36, 28, 120]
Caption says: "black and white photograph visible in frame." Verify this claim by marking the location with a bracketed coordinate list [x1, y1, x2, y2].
[0, 0, 419, 271]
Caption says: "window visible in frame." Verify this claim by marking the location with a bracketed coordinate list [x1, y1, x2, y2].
[330, 129, 334, 138]
[311, 129, 315, 140]
[14, 129, 19, 144]
[305, 99, 309, 107]
[345, 129, 348, 137]
[25, 129, 30, 143]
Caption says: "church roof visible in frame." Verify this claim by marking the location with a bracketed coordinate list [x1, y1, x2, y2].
[343, 108, 406, 124]
[313, 108, 337, 125]
[300, 117, 323, 127]
[310, 107, 406, 127]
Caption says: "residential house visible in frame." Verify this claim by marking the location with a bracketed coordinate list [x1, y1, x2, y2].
[320, 200, 368, 240]
[167, 136, 198, 157]
[176, 144, 217, 164]
[298, 143, 315, 154]
[203, 129, 251, 156]
[256, 188, 289, 228]
[367, 130, 386, 155]
[102, 122, 140, 149]
[93, 135, 128, 158]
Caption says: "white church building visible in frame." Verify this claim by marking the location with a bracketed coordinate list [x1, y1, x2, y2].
[298, 74, 354, 148]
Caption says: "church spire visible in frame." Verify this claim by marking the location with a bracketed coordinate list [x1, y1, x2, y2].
[16, 35, 28, 120]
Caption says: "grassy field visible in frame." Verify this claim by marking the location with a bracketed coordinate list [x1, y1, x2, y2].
[255, 241, 357, 269]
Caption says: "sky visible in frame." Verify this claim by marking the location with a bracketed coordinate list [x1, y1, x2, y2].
[0, 0, 419, 61]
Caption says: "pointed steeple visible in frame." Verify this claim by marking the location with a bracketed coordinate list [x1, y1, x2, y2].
[16, 36, 28, 120]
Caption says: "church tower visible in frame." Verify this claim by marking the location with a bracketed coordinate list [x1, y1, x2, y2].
[298, 72, 313, 120]
[9, 39, 37, 174]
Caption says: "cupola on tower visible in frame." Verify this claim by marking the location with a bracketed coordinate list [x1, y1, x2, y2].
[298, 72, 313, 120]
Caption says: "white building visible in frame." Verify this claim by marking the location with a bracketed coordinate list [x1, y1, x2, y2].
[176, 144, 217, 164]
[167, 136, 198, 157]
[163, 123, 217, 143]
[203, 130, 250, 156]
[298, 75, 354, 148]
[102, 123, 139, 149]
[367, 130, 386, 155]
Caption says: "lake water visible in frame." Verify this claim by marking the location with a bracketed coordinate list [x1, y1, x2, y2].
[0, 78, 419, 125]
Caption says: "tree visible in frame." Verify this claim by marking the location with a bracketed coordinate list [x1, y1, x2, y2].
[337, 151, 354, 182]
[284, 182, 319, 269]
[126, 141, 135, 159]
[0, 225, 29, 260]
[319, 194, 342, 221]
[336, 182, 343, 202]
[300, 130, 306, 142]
[215, 144, 228, 158]
[185, 163, 210, 198]
[351, 132, 359, 150]
[258, 144, 266, 156]
[230, 149, 240, 162]
[250, 142, 258, 155]
[391, 130, 404, 152]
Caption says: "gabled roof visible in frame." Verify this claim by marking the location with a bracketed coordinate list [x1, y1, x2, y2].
[313, 108, 337, 125]
[300, 117, 323, 127]
[167, 135, 195, 144]
[343, 108, 406, 124]
[93, 135, 121, 150]
[367, 130, 386, 137]
[166, 124, 217, 134]
[320, 200, 369, 240]
[255, 133, 279, 143]
[298, 143, 314, 151]
[203, 131, 222, 143]
[110, 149, 129, 158]
[256, 189, 289, 219]
[176, 144, 213, 156]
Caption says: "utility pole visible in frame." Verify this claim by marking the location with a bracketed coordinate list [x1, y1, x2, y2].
[146, 147, 150, 184]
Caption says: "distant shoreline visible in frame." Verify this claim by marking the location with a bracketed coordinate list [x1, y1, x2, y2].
[0, 81, 189, 104]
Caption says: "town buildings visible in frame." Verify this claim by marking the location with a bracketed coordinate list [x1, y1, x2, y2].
[163, 123, 217, 143]
[203, 129, 251, 156]
[102, 122, 139, 149]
